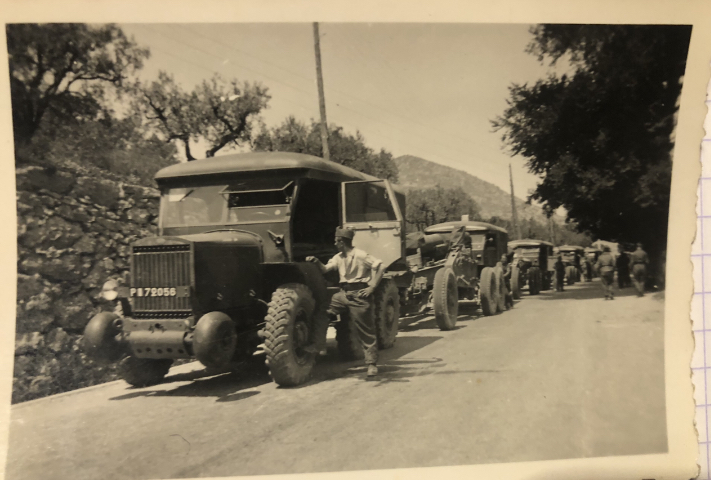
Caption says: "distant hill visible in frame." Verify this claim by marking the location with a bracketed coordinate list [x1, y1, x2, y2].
[393, 155, 559, 224]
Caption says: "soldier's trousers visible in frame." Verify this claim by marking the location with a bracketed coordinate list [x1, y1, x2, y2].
[600, 269, 614, 298]
[632, 264, 646, 296]
[328, 290, 378, 365]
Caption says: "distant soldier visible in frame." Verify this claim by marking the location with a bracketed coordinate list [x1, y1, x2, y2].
[595, 245, 616, 300]
[616, 245, 631, 289]
[554, 256, 566, 292]
[629, 242, 650, 297]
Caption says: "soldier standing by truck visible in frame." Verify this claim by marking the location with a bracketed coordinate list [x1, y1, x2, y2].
[596, 245, 616, 300]
[307, 227, 384, 378]
[630, 243, 650, 297]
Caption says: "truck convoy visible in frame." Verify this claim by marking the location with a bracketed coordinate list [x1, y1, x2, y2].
[83, 152, 512, 388]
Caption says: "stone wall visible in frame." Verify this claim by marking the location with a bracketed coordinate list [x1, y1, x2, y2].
[14, 163, 160, 403]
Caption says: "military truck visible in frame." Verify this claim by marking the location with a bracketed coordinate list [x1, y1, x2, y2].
[508, 239, 555, 298]
[557, 245, 585, 285]
[83, 152, 406, 387]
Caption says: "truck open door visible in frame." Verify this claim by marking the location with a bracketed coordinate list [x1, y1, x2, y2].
[341, 180, 405, 269]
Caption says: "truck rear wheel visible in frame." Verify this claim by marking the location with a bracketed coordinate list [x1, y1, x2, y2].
[336, 316, 364, 360]
[433, 267, 458, 330]
[119, 356, 173, 387]
[263, 283, 316, 386]
[374, 279, 400, 347]
[479, 267, 497, 316]
[511, 265, 521, 300]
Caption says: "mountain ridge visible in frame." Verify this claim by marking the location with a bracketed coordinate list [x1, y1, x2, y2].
[393, 154, 558, 224]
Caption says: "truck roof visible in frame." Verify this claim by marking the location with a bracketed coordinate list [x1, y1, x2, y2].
[155, 152, 405, 193]
[423, 220, 508, 235]
[557, 245, 585, 252]
[508, 239, 554, 248]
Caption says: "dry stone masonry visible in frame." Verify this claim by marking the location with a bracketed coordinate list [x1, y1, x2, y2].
[15, 163, 159, 403]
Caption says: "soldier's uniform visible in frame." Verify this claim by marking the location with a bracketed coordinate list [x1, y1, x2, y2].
[629, 244, 649, 297]
[324, 241, 382, 366]
[616, 251, 631, 288]
[596, 248, 616, 300]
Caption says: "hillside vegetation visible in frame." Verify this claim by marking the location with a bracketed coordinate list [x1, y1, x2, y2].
[393, 155, 553, 223]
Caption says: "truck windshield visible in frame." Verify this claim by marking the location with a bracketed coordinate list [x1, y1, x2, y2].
[161, 179, 294, 227]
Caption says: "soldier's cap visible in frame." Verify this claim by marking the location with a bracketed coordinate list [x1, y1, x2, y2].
[602, 245, 611, 252]
[335, 227, 355, 240]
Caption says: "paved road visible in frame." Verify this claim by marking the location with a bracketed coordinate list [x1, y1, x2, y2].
[5, 280, 666, 480]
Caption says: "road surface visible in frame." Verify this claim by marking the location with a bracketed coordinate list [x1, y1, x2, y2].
[5, 280, 666, 479]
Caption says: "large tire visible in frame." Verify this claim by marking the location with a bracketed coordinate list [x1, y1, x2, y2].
[335, 316, 364, 360]
[479, 267, 497, 316]
[529, 267, 541, 295]
[263, 283, 316, 386]
[374, 279, 400, 347]
[83, 312, 124, 365]
[433, 267, 458, 330]
[494, 268, 506, 313]
[193, 312, 237, 369]
[119, 356, 173, 387]
[566, 266, 576, 285]
[510, 265, 521, 300]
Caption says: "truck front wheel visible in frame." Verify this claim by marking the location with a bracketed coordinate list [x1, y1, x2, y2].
[263, 283, 316, 386]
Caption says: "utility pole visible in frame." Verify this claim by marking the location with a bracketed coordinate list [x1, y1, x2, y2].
[312, 22, 330, 161]
[509, 163, 522, 240]
[548, 216, 556, 245]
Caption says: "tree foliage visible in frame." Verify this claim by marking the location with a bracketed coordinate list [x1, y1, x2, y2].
[22, 112, 178, 186]
[253, 116, 399, 182]
[405, 185, 480, 232]
[133, 72, 270, 160]
[492, 25, 691, 260]
[7, 23, 149, 147]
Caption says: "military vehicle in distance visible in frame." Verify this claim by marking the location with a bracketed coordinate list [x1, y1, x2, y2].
[583, 246, 603, 281]
[557, 245, 585, 285]
[83, 152, 407, 387]
[508, 239, 555, 298]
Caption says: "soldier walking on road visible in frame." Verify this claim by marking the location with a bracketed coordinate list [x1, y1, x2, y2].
[307, 227, 384, 378]
[596, 245, 616, 300]
[554, 256, 566, 292]
[630, 243, 649, 297]
[616, 245, 631, 289]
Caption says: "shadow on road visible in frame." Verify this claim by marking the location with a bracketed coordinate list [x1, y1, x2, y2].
[108, 362, 271, 402]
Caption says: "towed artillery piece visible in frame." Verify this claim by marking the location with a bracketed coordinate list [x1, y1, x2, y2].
[395, 218, 510, 331]
[507, 239, 555, 299]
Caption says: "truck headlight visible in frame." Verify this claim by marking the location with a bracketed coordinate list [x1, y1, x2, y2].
[101, 279, 119, 301]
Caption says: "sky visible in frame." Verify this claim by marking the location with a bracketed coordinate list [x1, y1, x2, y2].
[119, 23, 558, 198]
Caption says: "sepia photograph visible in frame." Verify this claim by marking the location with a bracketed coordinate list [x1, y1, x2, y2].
[0, 2, 708, 480]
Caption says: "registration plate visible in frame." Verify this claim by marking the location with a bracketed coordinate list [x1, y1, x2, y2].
[129, 286, 190, 297]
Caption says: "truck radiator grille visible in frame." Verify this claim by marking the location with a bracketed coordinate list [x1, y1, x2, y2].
[131, 245, 191, 312]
